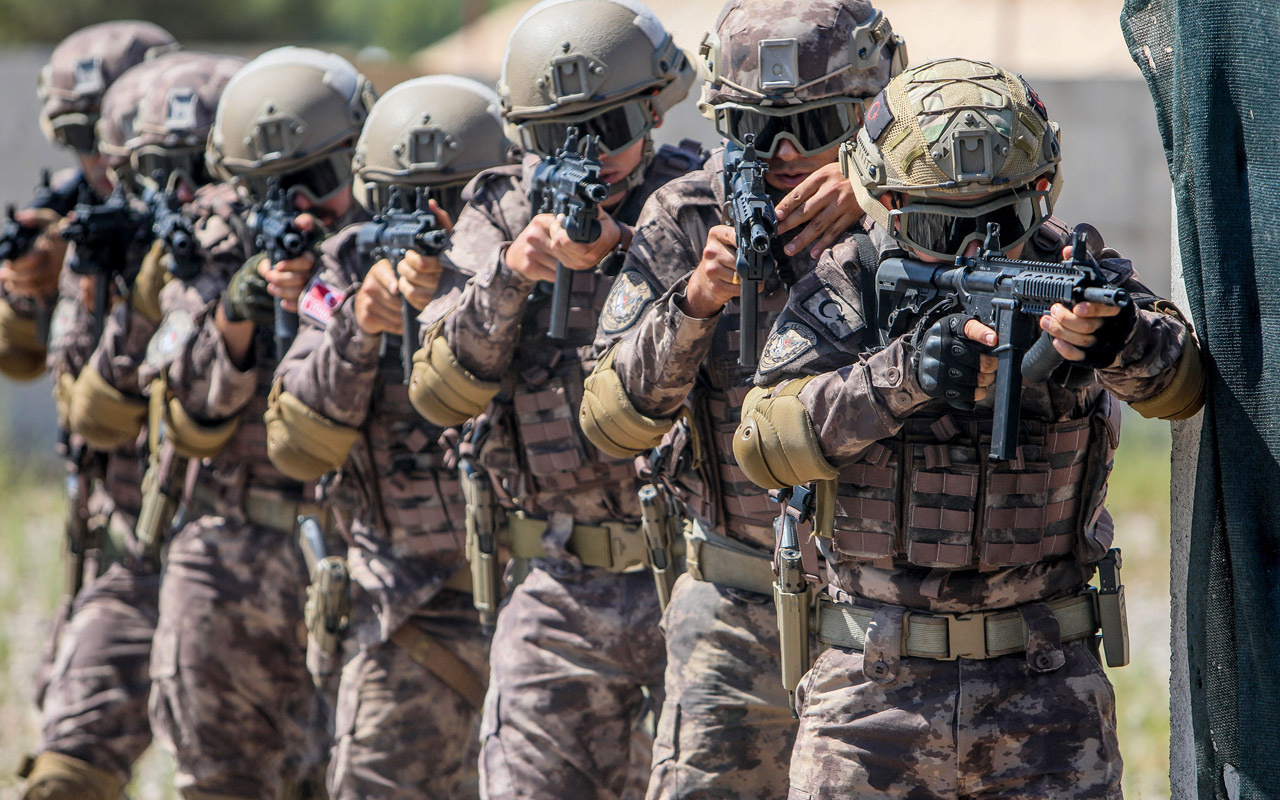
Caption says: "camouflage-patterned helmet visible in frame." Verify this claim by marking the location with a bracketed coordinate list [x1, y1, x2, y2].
[128, 54, 246, 192]
[97, 52, 203, 177]
[38, 21, 179, 153]
[497, 0, 694, 155]
[699, 0, 905, 109]
[207, 47, 376, 203]
[353, 75, 511, 214]
[843, 58, 1063, 259]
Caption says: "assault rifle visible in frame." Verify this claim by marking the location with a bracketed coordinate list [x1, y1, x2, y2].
[722, 135, 778, 368]
[355, 187, 449, 384]
[250, 179, 320, 360]
[528, 127, 609, 339]
[143, 182, 200, 280]
[61, 186, 152, 342]
[876, 223, 1130, 461]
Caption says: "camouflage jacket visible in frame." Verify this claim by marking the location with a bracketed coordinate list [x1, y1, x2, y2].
[276, 222, 469, 647]
[594, 147, 822, 551]
[757, 221, 1193, 613]
[426, 143, 704, 531]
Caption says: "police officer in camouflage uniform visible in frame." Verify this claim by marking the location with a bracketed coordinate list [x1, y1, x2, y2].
[142, 47, 373, 800]
[408, 1, 702, 797]
[265, 75, 511, 798]
[580, 2, 904, 796]
[2, 24, 181, 800]
[735, 58, 1205, 798]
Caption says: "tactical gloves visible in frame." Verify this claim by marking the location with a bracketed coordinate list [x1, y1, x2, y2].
[1076, 301, 1138, 369]
[222, 253, 274, 325]
[915, 313, 988, 409]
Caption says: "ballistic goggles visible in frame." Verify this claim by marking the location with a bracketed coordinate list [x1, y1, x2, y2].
[364, 180, 468, 218]
[240, 149, 354, 206]
[47, 114, 99, 154]
[887, 184, 1052, 261]
[516, 97, 656, 158]
[712, 98, 863, 158]
[132, 145, 212, 194]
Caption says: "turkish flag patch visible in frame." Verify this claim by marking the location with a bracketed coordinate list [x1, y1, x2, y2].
[299, 278, 345, 326]
[863, 90, 894, 142]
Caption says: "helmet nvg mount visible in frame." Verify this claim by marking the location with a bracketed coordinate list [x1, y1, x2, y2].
[843, 57, 1064, 260]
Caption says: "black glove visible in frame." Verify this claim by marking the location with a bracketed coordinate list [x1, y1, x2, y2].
[222, 254, 274, 325]
[915, 313, 988, 410]
[1075, 301, 1138, 369]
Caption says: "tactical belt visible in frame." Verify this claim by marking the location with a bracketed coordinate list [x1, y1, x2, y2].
[815, 592, 1099, 661]
[190, 485, 322, 535]
[507, 513, 648, 573]
[684, 520, 776, 596]
[390, 623, 486, 711]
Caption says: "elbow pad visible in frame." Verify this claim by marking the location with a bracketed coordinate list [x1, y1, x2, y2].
[68, 365, 148, 450]
[409, 333, 500, 427]
[0, 298, 47, 381]
[733, 380, 837, 490]
[153, 373, 239, 459]
[1131, 334, 1205, 421]
[580, 347, 673, 458]
[264, 380, 360, 480]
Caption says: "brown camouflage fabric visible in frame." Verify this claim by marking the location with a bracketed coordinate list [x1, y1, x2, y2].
[422, 145, 701, 800]
[590, 149, 821, 798]
[146, 181, 363, 797]
[755, 221, 1191, 797]
[275, 216, 487, 796]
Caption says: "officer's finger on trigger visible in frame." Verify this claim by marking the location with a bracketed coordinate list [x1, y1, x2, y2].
[962, 318, 997, 347]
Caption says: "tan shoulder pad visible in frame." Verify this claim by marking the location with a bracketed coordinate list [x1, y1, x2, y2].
[580, 346, 674, 458]
[0, 298, 48, 381]
[409, 330, 500, 427]
[734, 379, 837, 490]
[21, 750, 123, 800]
[1131, 306, 1205, 421]
[68, 365, 148, 450]
[264, 379, 360, 480]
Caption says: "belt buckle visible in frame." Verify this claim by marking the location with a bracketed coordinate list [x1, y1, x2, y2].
[605, 523, 648, 572]
[943, 612, 988, 660]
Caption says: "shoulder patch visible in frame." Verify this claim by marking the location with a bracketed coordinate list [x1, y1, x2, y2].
[600, 270, 655, 335]
[299, 277, 346, 327]
[145, 309, 196, 370]
[801, 285, 864, 341]
[864, 91, 894, 142]
[48, 297, 79, 352]
[759, 322, 817, 373]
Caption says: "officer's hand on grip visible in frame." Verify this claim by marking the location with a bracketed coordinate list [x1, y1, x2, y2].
[916, 313, 998, 408]
[396, 199, 452, 312]
[354, 259, 403, 336]
[774, 162, 863, 259]
[1040, 244, 1137, 368]
[548, 206, 624, 271]
[260, 213, 321, 313]
[683, 225, 748, 319]
[222, 255, 276, 325]
[506, 214, 561, 283]
[0, 209, 67, 299]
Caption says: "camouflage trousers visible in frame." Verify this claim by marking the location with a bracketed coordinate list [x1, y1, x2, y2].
[788, 637, 1123, 799]
[148, 514, 328, 799]
[329, 589, 489, 799]
[480, 564, 665, 800]
[648, 573, 799, 800]
[34, 559, 160, 786]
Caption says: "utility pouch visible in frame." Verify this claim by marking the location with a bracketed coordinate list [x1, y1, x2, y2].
[639, 483, 682, 611]
[461, 461, 501, 633]
[775, 486, 817, 713]
[299, 514, 351, 686]
[1095, 548, 1129, 668]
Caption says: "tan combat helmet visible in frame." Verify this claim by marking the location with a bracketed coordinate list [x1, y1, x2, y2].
[124, 54, 246, 194]
[38, 21, 179, 153]
[843, 57, 1064, 260]
[699, 0, 905, 157]
[206, 46, 376, 203]
[96, 52, 204, 181]
[353, 75, 511, 214]
[497, 0, 694, 157]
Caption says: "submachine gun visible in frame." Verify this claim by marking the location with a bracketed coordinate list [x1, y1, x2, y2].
[250, 178, 320, 359]
[721, 135, 778, 368]
[528, 127, 609, 339]
[355, 186, 449, 384]
[876, 223, 1130, 461]
[143, 179, 200, 280]
[60, 187, 152, 341]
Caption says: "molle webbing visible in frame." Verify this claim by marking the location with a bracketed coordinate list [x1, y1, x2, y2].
[506, 513, 648, 573]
